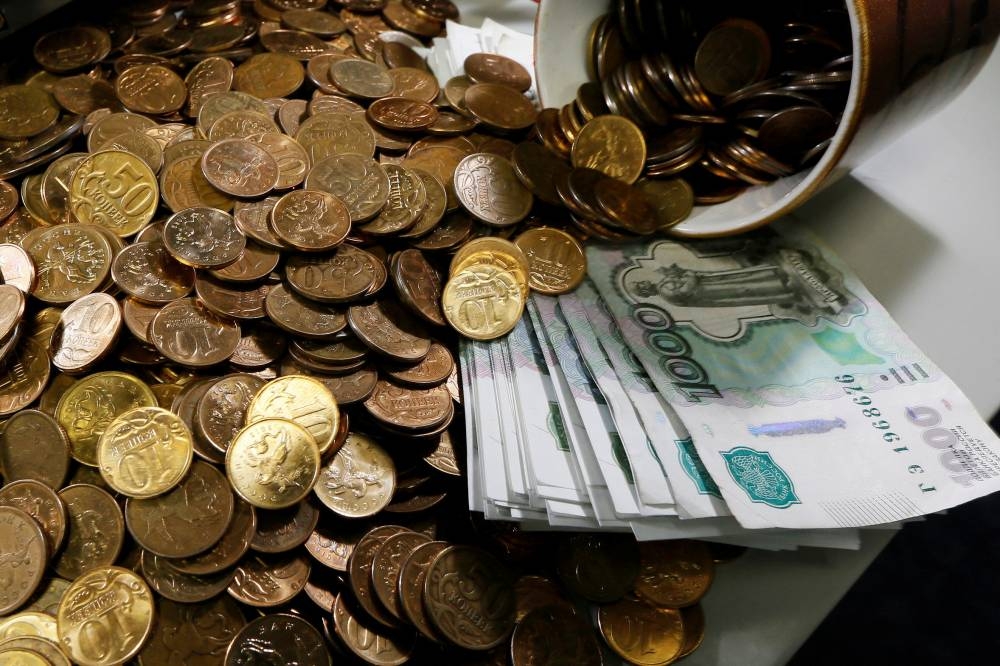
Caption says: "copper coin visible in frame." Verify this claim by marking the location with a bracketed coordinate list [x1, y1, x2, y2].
[225, 613, 330, 665]
[593, 177, 658, 235]
[511, 141, 570, 206]
[195, 274, 270, 320]
[363, 380, 452, 431]
[306, 153, 390, 223]
[270, 189, 351, 251]
[149, 297, 242, 367]
[141, 550, 238, 603]
[391, 248, 445, 327]
[403, 0, 458, 21]
[367, 97, 438, 132]
[0, 284, 25, 343]
[197, 373, 266, 454]
[0, 480, 66, 561]
[233, 197, 287, 250]
[53, 484, 125, 581]
[261, 29, 332, 60]
[23, 223, 113, 305]
[279, 99, 309, 135]
[382, 0, 442, 37]
[381, 41, 426, 70]
[228, 553, 311, 607]
[513, 575, 574, 622]
[201, 139, 280, 197]
[210, 240, 281, 284]
[283, 8, 347, 37]
[694, 18, 772, 96]
[333, 593, 415, 665]
[290, 335, 368, 367]
[357, 164, 426, 235]
[330, 59, 394, 99]
[304, 523, 366, 572]
[397, 540, 448, 640]
[313, 432, 396, 518]
[246, 132, 311, 190]
[140, 596, 247, 666]
[125, 460, 235, 558]
[424, 545, 515, 650]
[0, 410, 70, 489]
[285, 245, 382, 303]
[51, 293, 122, 374]
[401, 144, 466, 211]
[511, 605, 603, 666]
[0, 507, 47, 615]
[372, 530, 432, 621]
[383, 342, 454, 388]
[347, 525, 410, 628]
[173, 380, 226, 465]
[265, 282, 347, 339]
[398, 169, 446, 239]
[454, 152, 533, 227]
[251, 500, 321, 553]
[296, 111, 376, 162]
[34, 26, 111, 72]
[411, 210, 473, 251]
[347, 300, 431, 362]
[307, 363, 379, 405]
[634, 540, 715, 608]
[112, 241, 195, 304]
[234, 52, 305, 99]
[423, 430, 461, 477]
[169, 497, 256, 575]
[464, 53, 532, 92]
[464, 83, 538, 131]
[634, 178, 694, 230]
[555, 534, 640, 603]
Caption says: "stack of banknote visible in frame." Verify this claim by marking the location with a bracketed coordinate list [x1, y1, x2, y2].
[462, 221, 1000, 549]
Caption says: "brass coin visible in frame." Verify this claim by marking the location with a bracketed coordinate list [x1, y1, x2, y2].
[347, 300, 431, 362]
[163, 206, 247, 269]
[197, 373, 266, 455]
[283, 8, 347, 37]
[124, 459, 234, 558]
[195, 274, 270, 321]
[296, 111, 376, 162]
[0, 86, 60, 140]
[391, 248, 445, 327]
[424, 545, 515, 650]
[313, 432, 396, 518]
[464, 53, 532, 92]
[0, 610, 59, 643]
[285, 244, 382, 303]
[397, 169, 446, 239]
[384, 342, 454, 388]
[116, 64, 187, 115]
[112, 241, 196, 304]
[511, 141, 570, 206]
[197, 91, 271, 138]
[346, 525, 410, 628]
[247, 375, 340, 454]
[358, 164, 426, 235]
[0, 338, 50, 417]
[149, 298, 242, 367]
[442, 263, 523, 340]
[53, 484, 125, 581]
[251, 500, 320, 553]
[270, 189, 351, 251]
[161, 154, 237, 212]
[0, 410, 70, 489]
[102, 130, 164, 175]
[24, 578, 70, 616]
[265, 282, 347, 339]
[463, 83, 537, 132]
[363, 379, 452, 431]
[260, 29, 333, 60]
[514, 227, 587, 295]
[56, 371, 157, 466]
[34, 26, 111, 73]
[330, 58, 394, 99]
[139, 596, 246, 666]
[228, 553, 312, 607]
[209, 110, 281, 142]
[454, 153, 533, 227]
[304, 363, 379, 405]
[168, 497, 255, 575]
[234, 52, 305, 99]
[40, 152, 88, 224]
[246, 132, 310, 190]
[50, 293, 122, 374]
[23, 224, 113, 305]
[0, 507, 48, 613]
[597, 598, 684, 666]
[571, 115, 647, 184]
[226, 418, 321, 509]
[0, 284, 25, 344]
[634, 177, 694, 230]
[306, 153, 390, 222]
[57, 567, 155, 666]
[69, 150, 159, 235]
[87, 112, 156, 154]
[372, 530, 432, 620]
[202, 138, 280, 198]
[367, 96, 438, 132]
[233, 196, 286, 249]
[512, 605, 603, 666]
[225, 613, 330, 665]
[635, 540, 715, 608]
[141, 550, 237, 603]
[97, 406, 194, 498]
[382, 0, 442, 37]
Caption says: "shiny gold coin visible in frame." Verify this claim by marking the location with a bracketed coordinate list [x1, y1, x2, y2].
[514, 227, 587, 295]
[313, 432, 395, 518]
[57, 566, 155, 666]
[450, 236, 529, 278]
[226, 418, 321, 509]
[571, 115, 647, 184]
[246, 375, 340, 455]
[0, 86, 60, 140]
[634, 540, 715, 608]
[97, 406, 194, 499]
[0, 648, 50, 665]
[0, 611, 59, 643]
[56, 371, 157, 467]
[597, 597, 685, 666]
[69, 150, 159, 236]
[443, 263, 524, 340]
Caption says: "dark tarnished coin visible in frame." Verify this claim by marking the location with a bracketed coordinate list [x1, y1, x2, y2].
[364, 380, 452, 432]
[512, 605, 603, 666]
[285, 245, 382, 303]
[0, 507, 46, 616]
[454, 153, 533, 227]
[634, 178, 694, 230]
[0, 85, 59, 140]
[333, 593, 415, 665]
[347, 525, 410, 627]
[116, 64, 187, 114]
[34, 26, 111, 73]
[211, 240, 281, 284]
[0, 480, 67, 559]
[398, 540, 448, 641]
[270, 189, 351, 251]
[197, 373, 266, 454]
[228, 553, 311, 607]
[424, 545, 515, 650]
[0, 410, 70, 489]
[141, 550, 237, 603]
[382, 0, 443, 37]
[125, 460, 235, 558]
[464, 83, 538, 132]
[164, 207, 247, 269]
[308, 364, 380, 405]
[251, 500, 321, 553]
[140, 596, 247, 666]
[225, 613, 330, 666]
[511, 141, 570, 206]
[112, 241, 196, 304]
[235, 52, 305, 99]
[694, 18, 772, 97]
[202, 139, 281, 198]
[358, 164, 427, 236]
[368, 97, 438, 132]
[265, 282, 347, 339]
[170, 497, 256, 576]
[23, 223, 113, 305]
[513, 575, 575, 622]
[635, 540, 715, 608]
[464, 53, 532, 92]
[347, 300, 431, 362]
[391, 248, 445, 327]
[556, 534, 640, 603]
[53, 484, 125, 581]
[304, 523, 366, 572]
[423, 430, 461, 477]
[384, 342, 454, 388]
[593, 176, 658, 235]
[149, 298, 242, 367]
[372, 530, 432, 621]
[233, 197, 287, 249]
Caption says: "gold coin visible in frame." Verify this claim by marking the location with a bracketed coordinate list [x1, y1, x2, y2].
[226, 418, 321, 509]
[597, 597, 684, 666]
[313, 432, 395, 518]
[55, 371, 157, 466]
[159, 154, 236, 213]
[443, 263, 524, 340]
[0, 648, 50, 665]
[0, 611, 59, 643]
[450, 250, 529, 299]
[571, 115, 647, 184]
[57, 566, 155, 666]
[69, 150, 159, 237]
[0, 85, 60, 140]
[116, 64, 187, 115]
[450, 235, 529, 277]
[234, 52, 305, 99]
[514, 227, 587, 295]
[97, 406, 194, 499]
[246, 375, 340, 455]
[23, 224, 113, 305]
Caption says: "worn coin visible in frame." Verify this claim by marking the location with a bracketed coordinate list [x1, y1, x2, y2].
[139, 596, 246, 666]
[464, 83, 537, 131]
[465, 53, 532, 92]
[141, 550, 237, 603]
[202, 138, 281, 198]
[23, 224, 113, 305]
[304, 523, 364, 572]
[265, 282, 347, 338]
[197, 373, 265, 454]
[34, 26, 111, 73]
[635, 178, 694, 230]
[0, 507, 47, 615]
[53, 484, 125, 581]
[348, 300, 431, 362]
[0, 86, 59, 140]
[0, 481, 64, 562]
[234, 52, 305, 99]
[251, 500, 320, 554]
[556, 533, 640, 603]
[0, 610, 60, 644]
[112, 241, 196, 304]
[347, 525, 410, 628]
[227, 418, 321, 509]
[454, 152, 533, 227]
[0, 410, 70, 489]
[306, 153, 390, 222]
[372, 530, 433, 621]
[186, 56, 236, 117]
[313, 432, 396, 518]
[384, 342, 454, 388]
[285, 245, 382, 303]
[169, 497, 256, 576]
[333, 593, 415, 665]
[330, 58, 394, 99]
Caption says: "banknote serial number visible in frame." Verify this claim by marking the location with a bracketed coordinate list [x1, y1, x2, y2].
[835, 375, 901, 443]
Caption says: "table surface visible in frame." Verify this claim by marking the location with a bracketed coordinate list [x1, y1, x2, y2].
[454, 1, 1000, 663]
